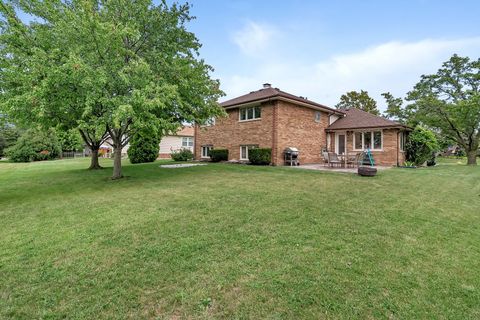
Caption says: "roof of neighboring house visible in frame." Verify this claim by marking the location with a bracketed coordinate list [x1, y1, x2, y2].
[220, 84, 344, 115]
[327, 107, 410, 131]
[174, 126, 194, 137]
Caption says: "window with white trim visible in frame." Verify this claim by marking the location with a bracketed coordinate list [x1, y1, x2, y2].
[314, 111, 321, 122]
[353, 131, 383, 151]
[182, 137, 193, 147]
[240, 145, 258, 160]
[239, 106, 261, 121]
[201, 145, 213, 158]
[400, 131, 406, 151]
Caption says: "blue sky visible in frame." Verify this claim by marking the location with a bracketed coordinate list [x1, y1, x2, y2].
[184, 0, 480, 109]
[15, 0, 480, 110]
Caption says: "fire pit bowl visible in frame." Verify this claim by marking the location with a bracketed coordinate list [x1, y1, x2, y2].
[358, 166, 377, 177]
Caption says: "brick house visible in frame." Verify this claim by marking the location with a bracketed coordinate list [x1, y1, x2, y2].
[195, 84, 410, 166]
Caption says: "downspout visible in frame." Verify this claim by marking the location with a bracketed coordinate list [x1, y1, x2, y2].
[396, 130, 399, 166]
[272, 100, 278, 165]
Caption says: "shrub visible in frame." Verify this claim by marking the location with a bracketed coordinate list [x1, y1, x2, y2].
[455, 148, 465, 158]
[426, 152, 436, 166]
[248, 148, 271, 165]
[128, 127, 160, 164]
[405, 126, 439, 166]
[171, 148, 194, 161]
[209, 149, 228, 162]
[6, 128, 61, 162]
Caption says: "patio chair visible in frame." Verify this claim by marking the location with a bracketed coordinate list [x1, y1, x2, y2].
[328, 152, 342, 168]
[346, 152, 361, 168]
[322, 151, 329, 167]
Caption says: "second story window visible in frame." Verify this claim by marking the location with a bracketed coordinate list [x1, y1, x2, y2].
[239, 106, 261, 121]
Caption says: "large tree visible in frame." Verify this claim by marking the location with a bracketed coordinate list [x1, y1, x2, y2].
[335, 90, 380, 115]
[0, 1, 109, 169]
[1, 0, 224, 178]
[407, 54, 480, 165]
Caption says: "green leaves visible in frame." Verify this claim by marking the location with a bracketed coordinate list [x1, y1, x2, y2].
[406, 54, 480, 159]
[1, 0, 226, 175]
[335, 90, 380, 115]
[405, 126, 439, 166]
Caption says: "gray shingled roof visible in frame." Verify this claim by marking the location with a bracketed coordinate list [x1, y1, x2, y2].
[327, 108, 408, 130]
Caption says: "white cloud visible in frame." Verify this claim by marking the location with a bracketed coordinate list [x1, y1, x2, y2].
[220, 37, 480, 110]
[232, 21, 278, 57]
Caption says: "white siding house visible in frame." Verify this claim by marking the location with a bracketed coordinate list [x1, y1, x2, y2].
[96, 126, 194, 159]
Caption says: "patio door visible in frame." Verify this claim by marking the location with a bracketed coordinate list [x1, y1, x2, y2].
[336, 133, 345, 155]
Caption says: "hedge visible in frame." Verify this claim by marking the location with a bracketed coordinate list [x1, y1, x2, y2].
[248, 148, 271, 165]
[128, 127, 161, 164]
[171, 148, 194, 161]
[209, 149, 228, 162]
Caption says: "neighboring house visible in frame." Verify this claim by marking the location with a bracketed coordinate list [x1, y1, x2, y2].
[96, 126, 194, 158]
[195, 84, 410, 166]
[158, 126, 194, 158]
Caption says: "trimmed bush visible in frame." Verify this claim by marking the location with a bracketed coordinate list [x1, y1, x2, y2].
[171, 148, 194, 161]
[406, 126, 439, 166]
[209, 149, 228, 162]
[128, 127, 161, 164]
[6, 128, 61, 162]
[248, 148, 271, 165]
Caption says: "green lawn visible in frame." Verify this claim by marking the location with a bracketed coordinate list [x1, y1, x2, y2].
[0, 158, 479, 319]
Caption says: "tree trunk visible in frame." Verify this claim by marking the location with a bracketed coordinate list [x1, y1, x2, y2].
[88, 148, 103, 170]
[112, 146, 123, 179]
[467, 149, 477, 165]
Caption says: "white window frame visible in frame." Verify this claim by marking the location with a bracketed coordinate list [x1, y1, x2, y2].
[239, 106, 261, 122]
[335, 132, 346, 155]
[240, 145, 258, 160]
[201, 145, 213, 158]
[353, 130, 383, 151]
[314, 111, 322, 123]
[399, 131, 406, 152]
[182, 137, 194, 147]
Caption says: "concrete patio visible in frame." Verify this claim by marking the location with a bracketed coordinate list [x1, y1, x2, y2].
[291, 164, 393, 173]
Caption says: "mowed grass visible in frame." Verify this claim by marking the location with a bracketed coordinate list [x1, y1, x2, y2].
[0, 158, 479, 319]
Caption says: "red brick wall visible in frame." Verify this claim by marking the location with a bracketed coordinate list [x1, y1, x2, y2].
[327, 129, 405, 166]
[195, 100, 405, 166]
[274, 101, 329, 165]
[158, 153, 172, 159]
[195, 101, 275, 161]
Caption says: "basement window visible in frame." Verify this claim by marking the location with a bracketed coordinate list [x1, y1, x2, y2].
[201, 145, 213, 158]
[240, 145, 258, 160]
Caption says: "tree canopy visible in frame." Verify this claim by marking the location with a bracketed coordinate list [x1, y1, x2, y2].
[406, 54, 480, 165]
[335, 90, 380, 115]
[0, 0, 225, 178]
